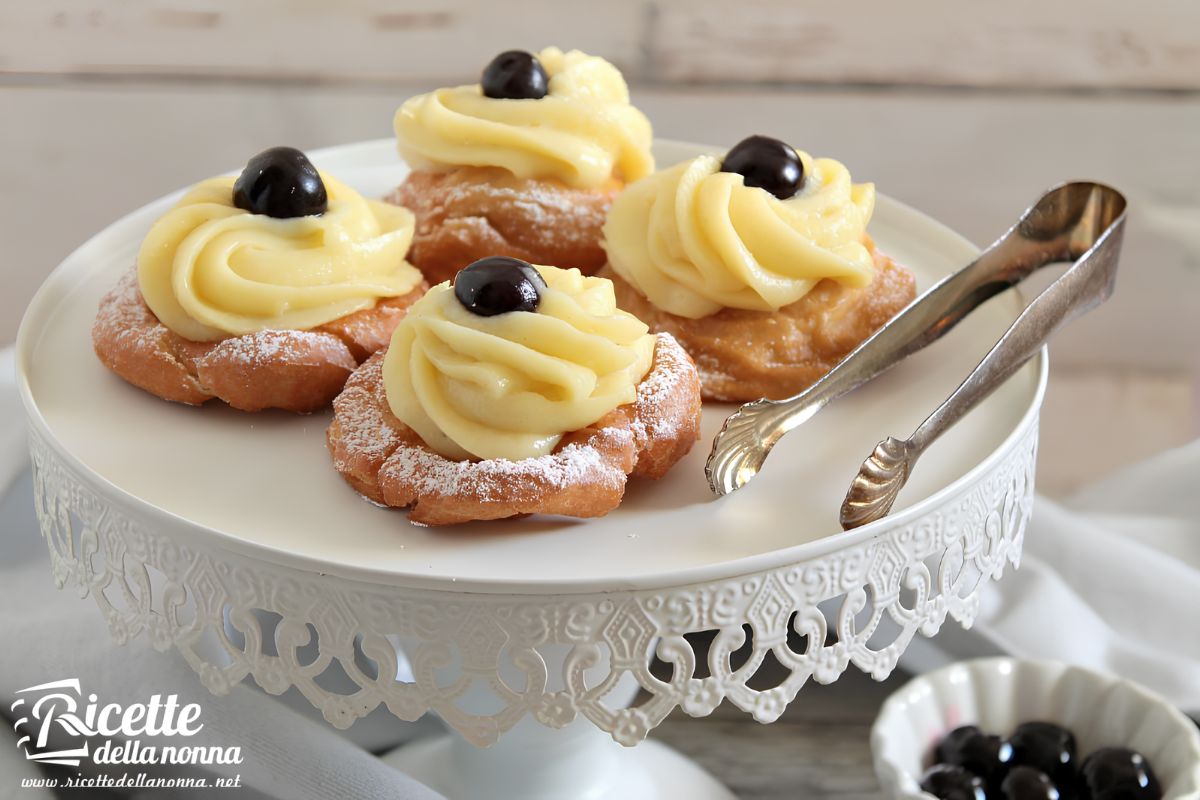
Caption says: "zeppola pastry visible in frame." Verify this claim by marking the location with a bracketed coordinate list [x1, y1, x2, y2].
[388, 47, 654, 284]
[93, 147, 427, 413]
[601, 135, 917, 402]
[327, 256, 702, 526]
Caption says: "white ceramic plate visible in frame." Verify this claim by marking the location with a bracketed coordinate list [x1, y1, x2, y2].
[16, 139, 1045, 592]
[872, 658, 1200, 799]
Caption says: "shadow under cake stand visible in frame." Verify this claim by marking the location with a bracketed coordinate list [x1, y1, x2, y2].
[16, 139, 1045, 799]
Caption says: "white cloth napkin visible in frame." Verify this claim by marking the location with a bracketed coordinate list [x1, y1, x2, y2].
[0, 348, 444, 798]
[903, 438, 1200, 713]
[0, 351, 25, 498]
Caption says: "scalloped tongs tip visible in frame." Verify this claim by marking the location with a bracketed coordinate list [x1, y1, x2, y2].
[704, 182, 1127, 530]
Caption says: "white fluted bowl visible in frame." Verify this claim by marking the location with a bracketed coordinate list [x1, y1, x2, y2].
[872, 658, 1200, 799]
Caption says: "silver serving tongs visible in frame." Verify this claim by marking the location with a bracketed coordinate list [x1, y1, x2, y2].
[704, 182, 1127, 530]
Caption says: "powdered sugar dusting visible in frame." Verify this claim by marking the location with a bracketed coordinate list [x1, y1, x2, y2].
[383, 441, 620, 502]
[326, 333, 700, 523]
[632, 333, 688, 445]
[328, 355, 402, 466]
[94, 264, 415, 411]
[94, 269, 164, 350]
[96, 270, 339, 366]
[209, 329, 337, 366]
[91, 269, 212, 404]
[384, 170, 610, 275]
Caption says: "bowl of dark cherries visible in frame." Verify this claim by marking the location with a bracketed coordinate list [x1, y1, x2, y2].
[873, 659, 1200, 800]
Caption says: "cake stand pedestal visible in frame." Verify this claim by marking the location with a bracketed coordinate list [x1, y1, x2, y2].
[15, 137, 1045, 799]
[22, 411, 1036, 799]
[385, 717, 734, 799]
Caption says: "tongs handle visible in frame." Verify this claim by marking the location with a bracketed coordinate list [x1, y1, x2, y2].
[782, 184, 1120, 429]
[912, 192, 1125, 452]
[839, 182, 1127, 528]
[705, 181, 1128, 499]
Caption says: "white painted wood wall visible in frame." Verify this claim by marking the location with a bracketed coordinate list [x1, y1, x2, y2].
[3, 0, 1198, 89]
[1, 1, 1197, 491]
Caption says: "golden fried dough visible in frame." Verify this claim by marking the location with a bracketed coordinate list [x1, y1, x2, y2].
[386, 167, 620, 284]
[326, 333, 702, 526]
[602, 245, 916, 402]
[92, 269, 428, 413]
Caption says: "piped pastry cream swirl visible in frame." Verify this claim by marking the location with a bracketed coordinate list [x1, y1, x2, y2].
[138, 175, 422, 342]
[394, 47, 654, 189]
[603, 152, 877, 319]
[383, 266, 655, 461]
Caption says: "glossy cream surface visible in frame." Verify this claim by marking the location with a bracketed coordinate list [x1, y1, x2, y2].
[138, 175, 421, 341]
[383, 265, 655, 461]
[604, 152, 876, 319]
[394, 47, 654, 189]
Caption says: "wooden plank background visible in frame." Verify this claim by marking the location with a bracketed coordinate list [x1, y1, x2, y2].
[0, 1, 1197, 494]
[2, 0, 1199, 90]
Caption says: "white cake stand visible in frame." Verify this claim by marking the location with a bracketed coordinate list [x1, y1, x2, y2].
[16, 140, 1044, 800]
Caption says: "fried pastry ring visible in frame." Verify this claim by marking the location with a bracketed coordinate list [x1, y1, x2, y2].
[386, 167, 620, 284]
[326, 333, 702, 526]
[601, 243, 917, 403]
[92, 269, 428, 413]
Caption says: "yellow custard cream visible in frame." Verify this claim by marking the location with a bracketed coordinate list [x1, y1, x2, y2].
[603, 152, 877, 319]
[394, 47, 654, 189]
[138, 175, 422, 342]
[384, 266, 655, 461]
